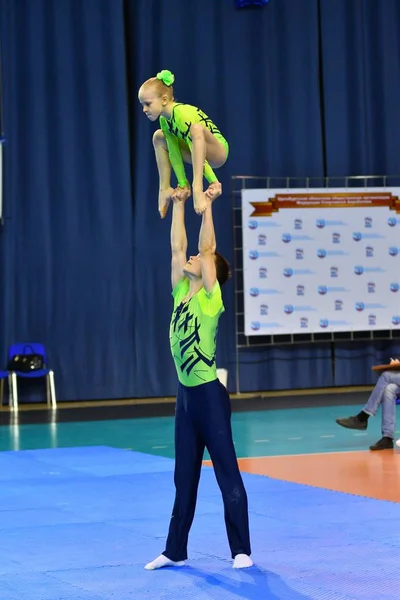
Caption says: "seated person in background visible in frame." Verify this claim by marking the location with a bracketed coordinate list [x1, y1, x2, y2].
[335, 358, 400, 451]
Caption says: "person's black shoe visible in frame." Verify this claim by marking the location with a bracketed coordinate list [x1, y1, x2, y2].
[335, 415, 367, 430]
[369, 437, 393, 451]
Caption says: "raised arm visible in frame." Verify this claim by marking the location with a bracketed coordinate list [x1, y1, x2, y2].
[198, 200, 217, 293]
[170, 199, 188, 289]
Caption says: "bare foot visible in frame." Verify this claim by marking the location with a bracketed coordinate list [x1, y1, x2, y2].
[158, 187, 175, 219]
[205, 182, 222, 202]
[193, 187, 208, 215]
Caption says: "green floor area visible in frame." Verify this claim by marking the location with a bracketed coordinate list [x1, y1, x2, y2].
[1, 404, 398, 456]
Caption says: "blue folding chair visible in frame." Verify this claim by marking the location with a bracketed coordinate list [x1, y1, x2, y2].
[8, 343, 56, 409]
[0, 370, 17, 410]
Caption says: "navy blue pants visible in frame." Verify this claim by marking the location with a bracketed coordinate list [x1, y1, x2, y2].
[163, 378, 251, 561]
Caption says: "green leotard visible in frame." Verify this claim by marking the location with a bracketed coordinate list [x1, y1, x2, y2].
[159, 103, 229, 188]
[169, 277, 225, 387]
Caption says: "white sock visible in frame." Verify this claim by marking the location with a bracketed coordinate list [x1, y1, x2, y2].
[144, 554, 185, 571]
[233, 554, 253, 569]
[396, 439, 400, 447]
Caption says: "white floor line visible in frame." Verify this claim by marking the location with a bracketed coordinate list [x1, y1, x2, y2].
[152, 445, 168, 449]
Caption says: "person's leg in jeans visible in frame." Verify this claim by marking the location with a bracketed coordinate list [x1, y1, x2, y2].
[363, 371, 400, 417]
[368, 381, 399, 450]
[336, 371, 400, 450]
[193, 379, 252, 567]
[145, 383, 205, 569]
[380, 383, 398, 438]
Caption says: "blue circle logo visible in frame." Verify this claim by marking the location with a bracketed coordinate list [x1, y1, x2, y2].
[353, 232, 362, 241]
[387, 217, 397, 227]
[390, 283, 399, 293]
[248, 220, 258, 230]
[319, 319, 329, 328]
[317, 249, 327, 258]
[389, 247, 398, 256]
[354, 265, 364, 275]
[318, 286, 327, 295]
[284, 305, 294, 314]
[249, 287, 259, 297]
[316, 219, 325, 229]
[250, 321, 261, 331]
[392, 316, 400, 326]
[249, 250, 259, 260]
[355, 302, 365, 312]
[282, 233, 292, 243]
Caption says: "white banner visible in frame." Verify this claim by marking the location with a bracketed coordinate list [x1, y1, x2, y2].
[242, 187, 400, 336]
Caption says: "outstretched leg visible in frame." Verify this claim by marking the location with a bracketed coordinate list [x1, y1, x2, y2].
[145, 384, 205, 569]
[192, 380, 252, 567]
[206, 394, 252, 565]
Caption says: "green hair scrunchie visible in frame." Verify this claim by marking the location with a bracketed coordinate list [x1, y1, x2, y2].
[156, 70, 175, 87]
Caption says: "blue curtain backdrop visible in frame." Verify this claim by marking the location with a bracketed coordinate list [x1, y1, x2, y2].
[319, 0, 400, 177]
[0, 0, 135, 400]
[0, 0, 399, 401]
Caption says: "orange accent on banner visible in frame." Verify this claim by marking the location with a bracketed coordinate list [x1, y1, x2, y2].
[250, 192, 400, 217]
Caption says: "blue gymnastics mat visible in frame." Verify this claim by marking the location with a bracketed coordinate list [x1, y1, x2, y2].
[0, 446, 399, 600]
